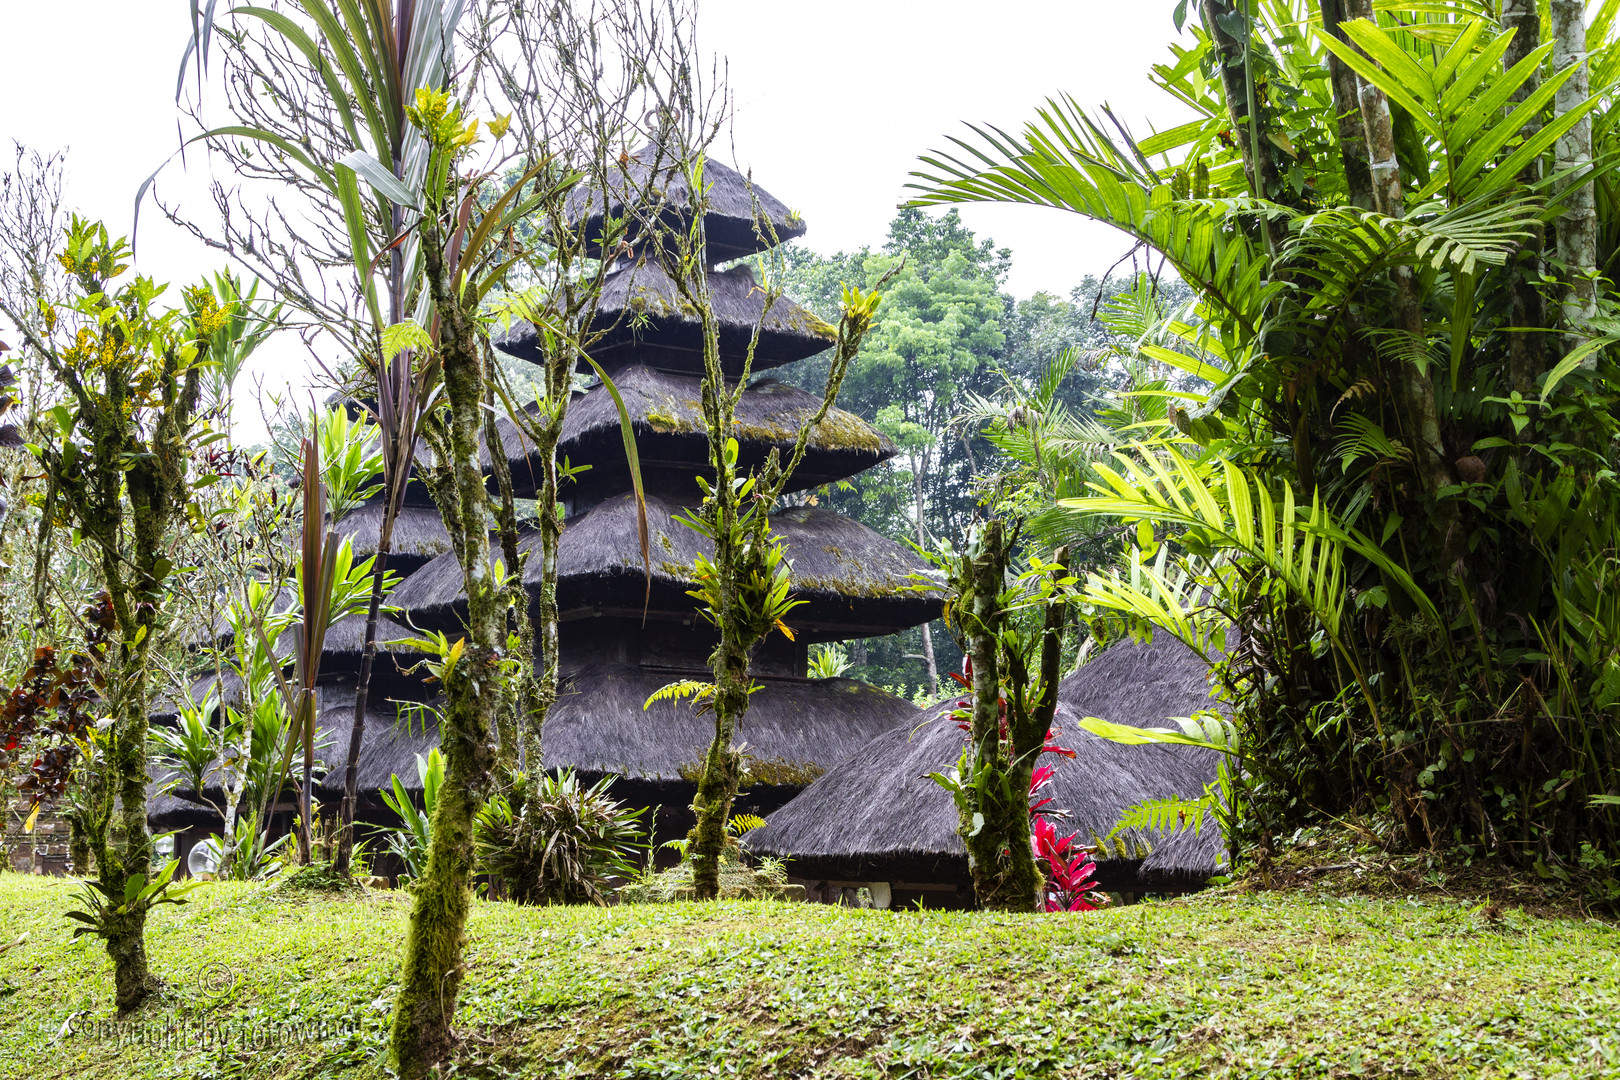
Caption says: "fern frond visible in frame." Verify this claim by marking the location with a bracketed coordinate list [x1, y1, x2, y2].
[728, 814, 767, 836]
[643, 680, 716, 710]
[1109, 792, 1216, 837]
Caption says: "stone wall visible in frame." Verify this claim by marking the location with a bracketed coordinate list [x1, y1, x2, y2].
[3, 798, 72, 875]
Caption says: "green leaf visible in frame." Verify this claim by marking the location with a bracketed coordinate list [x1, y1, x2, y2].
[1079, 715, 1235, 754]
[335, 164, 384, 334]
[337, 149, 422, 210]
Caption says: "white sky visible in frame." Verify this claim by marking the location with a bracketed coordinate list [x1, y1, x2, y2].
[0, 1, 1187, 440]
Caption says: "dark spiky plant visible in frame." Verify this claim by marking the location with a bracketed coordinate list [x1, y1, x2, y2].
[246, 434, 347, 866]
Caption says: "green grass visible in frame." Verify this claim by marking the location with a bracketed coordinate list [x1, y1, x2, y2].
[1, 873, 1618, 1078]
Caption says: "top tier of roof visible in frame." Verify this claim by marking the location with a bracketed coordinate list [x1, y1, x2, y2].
[565, 145, 806, 264]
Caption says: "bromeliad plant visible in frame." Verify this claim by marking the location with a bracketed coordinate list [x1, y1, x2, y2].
[473, 769, 647, 906]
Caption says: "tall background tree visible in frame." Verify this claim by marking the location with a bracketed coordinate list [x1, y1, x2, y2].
[0, 219, 235, 1010]
[777, 208, 1181, 693]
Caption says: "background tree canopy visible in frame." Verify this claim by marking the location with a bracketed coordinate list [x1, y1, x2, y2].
[772, 207, 1187, 694]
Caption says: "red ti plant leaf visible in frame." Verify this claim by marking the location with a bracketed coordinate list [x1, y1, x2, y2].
[1028, 737, 1107, 913]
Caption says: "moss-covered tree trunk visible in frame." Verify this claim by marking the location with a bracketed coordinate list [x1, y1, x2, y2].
[484, 369, 531, 773]
[689, 512, 751, 899]
[90, 636, 160, 1012]
[528, 397, 565, 772]
[90, 349, 196, 1011]
[388, 210, 501, 1080]
[950, 531, 1070, 912]
[954, 521, 1039, 911]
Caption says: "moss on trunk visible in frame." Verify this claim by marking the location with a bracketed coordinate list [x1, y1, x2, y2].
[388, 199, 501, 1080]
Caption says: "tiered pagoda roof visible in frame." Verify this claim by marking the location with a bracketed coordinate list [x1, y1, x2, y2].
[153, 149, 941, 851]
[564, 145, 807, 264]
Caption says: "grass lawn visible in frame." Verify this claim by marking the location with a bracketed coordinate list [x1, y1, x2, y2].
[0, 872, 1617, 1079]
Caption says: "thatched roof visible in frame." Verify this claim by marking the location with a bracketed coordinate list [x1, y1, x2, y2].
[390, 493, 942, 637]
[543, 662, 916, 785]
[147, 773, 222, 831]
[745, 634, 1227, 888]
[363, 663, 916, 795]
[497, 260, 835, 373]
[557, 366, 893, 494]
[313, 694, 441, 799]
[564, 145, 806, 264]
[336, 504, 454, 574]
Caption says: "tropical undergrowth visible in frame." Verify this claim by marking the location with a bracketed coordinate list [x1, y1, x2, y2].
[914, 2, 1620, 894]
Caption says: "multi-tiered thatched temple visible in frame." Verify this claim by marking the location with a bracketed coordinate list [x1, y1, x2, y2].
[152, 150, 942, 858]
[146, 149, 1224, 904]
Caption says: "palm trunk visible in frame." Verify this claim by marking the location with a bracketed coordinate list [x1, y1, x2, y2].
[912, 457, 939, 697]
[389, 212, 500, 1080]
[1346, 0, 1453, 501]
[1319, 0, 1374, 209]
[1551, 0, 1598, 361]
[1203, 0, 1282, 249]
[1503, 0, 1547, 396]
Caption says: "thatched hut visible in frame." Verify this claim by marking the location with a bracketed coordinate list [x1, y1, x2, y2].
[745, 634, 1227, 906]
[499, 259, 835, 374]
[151, 148, 947, 857]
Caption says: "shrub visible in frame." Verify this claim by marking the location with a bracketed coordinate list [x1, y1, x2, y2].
[376, 749, 444, 883]
[474, 769, 645, 905]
